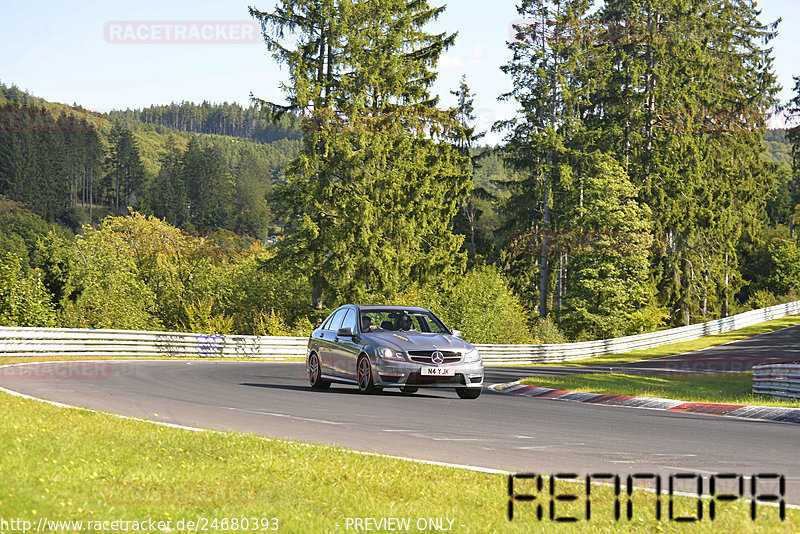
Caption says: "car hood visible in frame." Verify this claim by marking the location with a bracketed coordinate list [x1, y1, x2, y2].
[360, 331, 474, 353]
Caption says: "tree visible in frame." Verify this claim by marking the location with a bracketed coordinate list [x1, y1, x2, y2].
[0, 253, 57, 327]
[149, 135, 186, 226]
[497, 0, 600, 319]
[560, 155, 658, 339]
[448, 75, 489, 260]
[252, 0, 470, 308]
[788, 76, 800, 238]
[104, 123, 145, 215]
[592, 0, 780, 324]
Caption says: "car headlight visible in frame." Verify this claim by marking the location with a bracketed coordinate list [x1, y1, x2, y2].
[379, 347, 405, 361]
[463, 348, 481, 362]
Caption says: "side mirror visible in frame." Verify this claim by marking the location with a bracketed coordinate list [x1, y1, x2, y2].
[451, 330, 462, 338]
[337, 327, 353, 337]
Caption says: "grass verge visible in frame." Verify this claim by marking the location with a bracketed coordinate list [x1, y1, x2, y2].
[1, 391, 797, 532]
[527, 314, 800, 368]
[518, 372, 800, 408]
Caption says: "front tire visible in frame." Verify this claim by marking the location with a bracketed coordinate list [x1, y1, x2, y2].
[308, 353, 330, 390]
[400, 386, 419, 394]
[357, 356, 380, 394]
[456, 387, 481, 399]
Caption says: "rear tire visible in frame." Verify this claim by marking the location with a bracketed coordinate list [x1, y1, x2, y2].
[456, 387, 481, 399]
[357, 356, 380, 394]
[308, 353, 330, 390]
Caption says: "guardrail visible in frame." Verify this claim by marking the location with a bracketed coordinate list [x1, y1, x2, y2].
[1, 300, 799, 363]
[753, 363, 800, 400]
[0, 327, 307, 359]
[477, 300, 800, 364]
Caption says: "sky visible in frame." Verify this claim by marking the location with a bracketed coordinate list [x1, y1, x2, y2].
[1, 0, 798, 145]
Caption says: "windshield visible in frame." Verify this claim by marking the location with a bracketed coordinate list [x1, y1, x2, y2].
[358, 309, 449, 334]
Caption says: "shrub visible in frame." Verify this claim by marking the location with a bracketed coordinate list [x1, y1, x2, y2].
[533, 316, 568, 344]
[0, 253, 57, 327]
[384, 266, 535, 344]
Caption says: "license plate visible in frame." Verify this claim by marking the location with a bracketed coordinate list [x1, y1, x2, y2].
[421, 367, 455, 376]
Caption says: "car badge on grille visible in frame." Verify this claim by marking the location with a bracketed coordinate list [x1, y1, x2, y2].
[431, 351, 444, 364]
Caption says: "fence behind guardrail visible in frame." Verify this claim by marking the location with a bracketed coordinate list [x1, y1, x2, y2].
[1, 300, 799, 363]
[753, 363, 800, 400]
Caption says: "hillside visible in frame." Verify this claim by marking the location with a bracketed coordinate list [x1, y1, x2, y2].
[763, 129, 792, 166]
[0, 83, 301, 235]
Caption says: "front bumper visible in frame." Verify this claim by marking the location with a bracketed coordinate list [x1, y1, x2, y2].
[373, 359, 484, 388]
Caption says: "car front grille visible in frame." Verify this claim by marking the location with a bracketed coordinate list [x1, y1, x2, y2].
[407, 350, 461, 363]
[407, 372, 466, 385]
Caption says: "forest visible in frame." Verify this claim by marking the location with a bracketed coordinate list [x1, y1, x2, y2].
[1, 0, 800, 345]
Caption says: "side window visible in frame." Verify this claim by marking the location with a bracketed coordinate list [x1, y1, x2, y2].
[340, 309, 357, 333]
[326, 309, 346, 331]
[321, 312, 336, 330]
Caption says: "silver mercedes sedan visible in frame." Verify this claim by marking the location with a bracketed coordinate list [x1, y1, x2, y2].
[306, 305, 484, 399]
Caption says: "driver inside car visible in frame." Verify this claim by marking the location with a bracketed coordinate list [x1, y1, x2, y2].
[396, 314, 415, 331]
[361, 315, 376, 332]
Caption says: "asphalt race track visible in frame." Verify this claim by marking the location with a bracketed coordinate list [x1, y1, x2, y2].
[2, 325, 800, 502]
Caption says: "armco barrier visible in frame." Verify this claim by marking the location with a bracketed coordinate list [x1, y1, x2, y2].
[753, 363, 800, 400]
[1, 300, 799, 363]
[0, 327, 307, 359]
[477, 300, 800, 364]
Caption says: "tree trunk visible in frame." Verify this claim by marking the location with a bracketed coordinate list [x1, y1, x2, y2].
[722, 251, 729, 317]
[791, 163, 796, 239]
[539, 182, 550, 319]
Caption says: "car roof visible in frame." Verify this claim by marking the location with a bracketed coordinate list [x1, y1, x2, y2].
[354, 305, 431, 312]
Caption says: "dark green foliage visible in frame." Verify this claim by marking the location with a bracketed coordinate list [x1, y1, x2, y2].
[0, 196, 50, 267]
[498, 0, 781, 330]
[106, 101, 301, 144]
[559, 155, 661, 339]
[254, 0, 470, 309]
[0, 103, 103, 223]
[32, 228, 79, 306]
[765, 165, 793, 227]
[763, 130, 792, 165]
[0, 0, 796, 341]
[104, 123, 145, 215]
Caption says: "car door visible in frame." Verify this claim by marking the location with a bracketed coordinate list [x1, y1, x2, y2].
[314, 308, 346, 377]
[330, 307, 360, 379]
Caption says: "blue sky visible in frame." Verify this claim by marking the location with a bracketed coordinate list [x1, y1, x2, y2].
[1, 1, 797, 144]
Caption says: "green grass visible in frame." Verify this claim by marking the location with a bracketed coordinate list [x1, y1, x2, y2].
[525, 314, 800, 368]
[1, 392, 797, 532]
[518, 372, 800, 408]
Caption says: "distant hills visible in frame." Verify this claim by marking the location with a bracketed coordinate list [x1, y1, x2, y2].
[0, 81, 794, 237]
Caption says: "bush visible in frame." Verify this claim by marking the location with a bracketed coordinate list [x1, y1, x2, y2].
[0, 253, 57, 327]
[383, 266, 535, 344]
[58, 218, 162, 330]
[533, 316, 568, 344]
[746, 289, 781, 310]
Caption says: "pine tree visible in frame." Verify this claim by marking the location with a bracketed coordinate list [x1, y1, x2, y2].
[104, 123, 145, 215]
[595, 0, 779, 324]
[787, 76, 800, 238]
[497, 0, 598, 319]
[150, 135, 185, 225]
[252, 0, 469, 308]
[448, 75, 488, 260]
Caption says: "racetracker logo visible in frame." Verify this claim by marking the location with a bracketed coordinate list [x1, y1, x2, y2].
[103, 21, 260, 44]
[0, 362, 112, 380]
